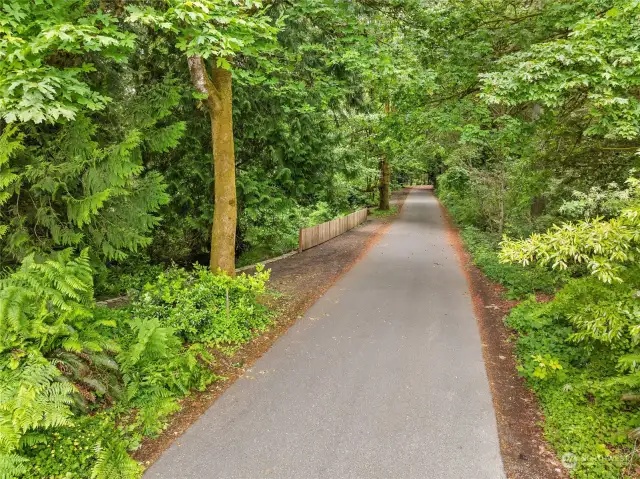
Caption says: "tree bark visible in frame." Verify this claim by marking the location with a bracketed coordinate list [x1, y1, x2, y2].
[378, 101, 391, 210]
[210, 66, 237, 276]
[378, 157, 390, 210]
[188, 56, 237, 276]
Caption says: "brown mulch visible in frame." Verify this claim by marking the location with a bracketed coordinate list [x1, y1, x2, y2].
[437, 196, 568, 479]
[133, 189, 410, 468]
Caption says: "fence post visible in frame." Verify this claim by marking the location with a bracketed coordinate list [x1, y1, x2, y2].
[298, 227, 303, 253]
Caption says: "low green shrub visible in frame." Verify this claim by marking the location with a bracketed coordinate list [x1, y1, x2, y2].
[0, 250, 271, 479]
[131, 264, 271, 344]
[498, 188, 640, 477]
[506, 297, 640, 478]
[95, 259, 165, 299]
[460, 226, 562, 297]
[21, 413, 141, 479]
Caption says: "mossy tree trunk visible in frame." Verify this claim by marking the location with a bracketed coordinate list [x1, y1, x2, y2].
[188, 56, 237, 276]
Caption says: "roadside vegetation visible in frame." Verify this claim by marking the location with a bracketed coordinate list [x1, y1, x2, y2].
[1, 0, 640, 477]
[1, 251, 270, 478]
[433, 2, 640, 477]
[0, 2, 422, 477]
[368, 205, 400, 219]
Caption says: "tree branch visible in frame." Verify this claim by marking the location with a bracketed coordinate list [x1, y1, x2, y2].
[187, 55, 222, 111]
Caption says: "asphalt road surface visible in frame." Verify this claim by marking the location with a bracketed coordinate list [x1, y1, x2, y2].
[145, 188, 505, 479]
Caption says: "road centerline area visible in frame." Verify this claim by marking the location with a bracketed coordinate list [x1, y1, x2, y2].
[145, 189, 504, 479]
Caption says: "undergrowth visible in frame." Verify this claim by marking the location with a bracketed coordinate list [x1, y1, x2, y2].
[439, 189, 640, 478]
[459, 226, 562, 298]
[0, 250, 271, 479]
[507, 296, 640, 478]
[368, 205, 399, 218]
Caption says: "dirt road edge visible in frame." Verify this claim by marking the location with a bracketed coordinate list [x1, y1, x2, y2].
[436, 194, 567, 479]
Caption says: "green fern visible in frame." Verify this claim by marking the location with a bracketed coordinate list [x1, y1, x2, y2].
[0, 359, 75, 454]
[91, 442, 142, 479]
[0, 453, 27, 479]
[116, 316, 217, 438]
[0, 127, 23, 245]
[0, 249, 94, 349]
[50, 349, 123, 410]
[145, 122, 186, 153]
[119, 318, 178, 371]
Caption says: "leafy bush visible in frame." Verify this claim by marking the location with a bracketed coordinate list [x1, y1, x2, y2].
[437, 166, 484, 228]
[499, 179, 640, 477]
[131, 265, 271, 344]
[21, 413, 141, 479]
[460, 227, 562, 298]
[95, 259, 165, 299]
[559, 183, 632, 220]
[0, 250, 271, 479]
[506, 297, 640, 478]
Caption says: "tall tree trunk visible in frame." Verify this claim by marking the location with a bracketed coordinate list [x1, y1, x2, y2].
[210, 67, 236, 276]
[378, 157, 390, 210]
[188, 56, 237, 276]
[378, 101, 391, 210]
[498, 176, 505, 236]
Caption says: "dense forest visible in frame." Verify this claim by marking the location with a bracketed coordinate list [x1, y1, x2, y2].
[1, 0, 640, 477]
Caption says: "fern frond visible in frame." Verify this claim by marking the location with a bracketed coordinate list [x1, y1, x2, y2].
[0, 452, 27, 479]
[0, 125, 24, 168]
[91, 441, 141, 479]
[66, 189, 112, 228]
[0, 360, 74, 449]
[144, 122, 186, 153]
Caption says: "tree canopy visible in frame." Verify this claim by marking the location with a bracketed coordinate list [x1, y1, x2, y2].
[2, 0, 640, 477]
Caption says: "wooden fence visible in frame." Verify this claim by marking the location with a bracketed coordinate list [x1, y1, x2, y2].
[299, 208, 369, 252]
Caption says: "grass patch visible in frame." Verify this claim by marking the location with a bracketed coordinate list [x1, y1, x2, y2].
[368, 205, 399, 218]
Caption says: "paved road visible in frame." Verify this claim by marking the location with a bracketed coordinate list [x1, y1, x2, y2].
[145, 189, 504, 479]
